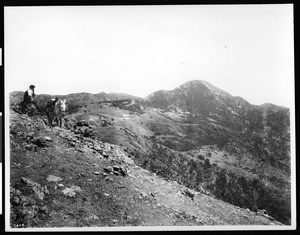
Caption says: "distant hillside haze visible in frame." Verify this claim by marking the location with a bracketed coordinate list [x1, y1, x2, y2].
[144, 80, 290, 163]
[145, 80, 287, 116]
[10, 80, 289, 110]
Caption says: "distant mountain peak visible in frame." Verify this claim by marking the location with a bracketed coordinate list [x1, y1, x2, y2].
[178, 80, 233, 98]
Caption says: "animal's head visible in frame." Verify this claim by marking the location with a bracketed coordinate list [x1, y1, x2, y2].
[58, 99, 67, 115]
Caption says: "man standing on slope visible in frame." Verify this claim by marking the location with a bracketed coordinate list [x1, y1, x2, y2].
[47, 97, 59, 111]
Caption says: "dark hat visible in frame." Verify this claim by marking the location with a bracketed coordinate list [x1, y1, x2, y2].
[29, 85, 35, 88]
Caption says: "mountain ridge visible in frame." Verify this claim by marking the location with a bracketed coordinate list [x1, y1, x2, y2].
[10, 80, 289, 109]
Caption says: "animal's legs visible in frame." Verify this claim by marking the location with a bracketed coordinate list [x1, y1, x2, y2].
[48, 117, 52, 126]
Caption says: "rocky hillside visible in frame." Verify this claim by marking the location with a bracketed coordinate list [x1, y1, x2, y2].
[9, 110, 283, 228]
[9, 80, 291, 227]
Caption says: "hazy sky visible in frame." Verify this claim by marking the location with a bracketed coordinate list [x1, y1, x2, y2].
[5, 5, 294, 107]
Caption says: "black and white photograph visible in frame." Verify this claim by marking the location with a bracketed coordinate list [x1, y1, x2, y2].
[4, 4, 295, 231]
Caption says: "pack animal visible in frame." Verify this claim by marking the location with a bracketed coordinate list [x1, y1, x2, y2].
[45, 99, 67, 127]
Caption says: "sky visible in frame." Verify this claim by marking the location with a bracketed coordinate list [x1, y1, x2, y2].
[4, 4, 294, 107]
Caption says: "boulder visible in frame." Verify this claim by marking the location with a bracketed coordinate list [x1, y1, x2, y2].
[112, 165, 121, 171]
[77, 120, 89, 127]
[61, 188, 76, 198]
[61, 185, 82, 198]
[83, 127, 95, 137]
[103, 152, 109, 158]
[40, 206, 48, 214]
[21, 177, 49, 200]
[25, 132, 35, 141]
[119, 166, 127, 176]
[32, 136, 51, 147]
[112, 165, 127, 176]
[24, 144, 37, 151]
[182, 188, 196, 200]
[84, 214, 99, 222]
[46, 175, 63, 183]
[104, 166, 114, 173]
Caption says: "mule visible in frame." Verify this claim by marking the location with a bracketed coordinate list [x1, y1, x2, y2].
[45, 99, 67, 127]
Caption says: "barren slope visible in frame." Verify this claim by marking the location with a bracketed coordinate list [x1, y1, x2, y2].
[9, 110, 282, 228]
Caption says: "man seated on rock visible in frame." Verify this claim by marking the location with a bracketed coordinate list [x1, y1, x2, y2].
[23, 85, 36, 105]
[21, 85, 38, 114]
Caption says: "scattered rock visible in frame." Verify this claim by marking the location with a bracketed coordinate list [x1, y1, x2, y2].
[92, 145, 102, 152]
[104, 193, 110, 197]
[94, 171, 100, 175]
[104, 166, 113, 173]
[24, 144, 37, 151]
[25, 132, 35, 141]
[44, 136, 52, 141]
[76, 148, 85, 153]
[21, 177, 49, 200]
[77, 120, 89, 127]
[110, 164, 127, 176]
[105, 177, 113, 182]
[40, 206, 48, 214]
[61, 185, 81, 198]
[112, 165, 120, 171]
[69, 142, 76, 147]
[85, 214, 99, 222]
[32, 136, 51, 147]
[31, 205, 39, 211]
[257, 209, 274, 220]
[182, 188, 196, 200]
[61, 188, 76, 198]
[12, 196, 20, 205]
[20, 195, 28, 204]
[46, 175, 63, 182]
[119, 166, 127, 176]
[10, 187, 22, 197]
[103, 152, 109, 158]
[70, 185, 82, 192]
